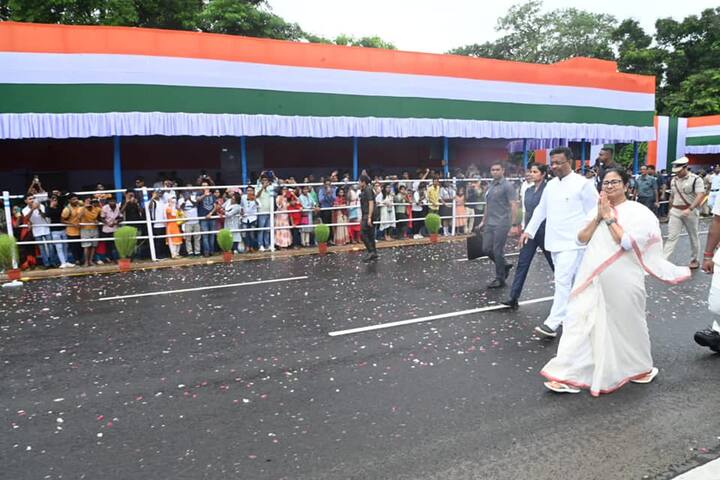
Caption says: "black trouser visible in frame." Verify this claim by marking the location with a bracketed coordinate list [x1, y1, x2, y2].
[483, 224, 511, 281]
[411, 207, 428, 235]
[396, 212, 408, 239]
[509, 226, 554, 301]
[638, 196, 656, 214]
[153, 227, 168, 259]
[360, 215, 377, 254]
[321, 209, 333, 241]
[67, 234, 83, 264]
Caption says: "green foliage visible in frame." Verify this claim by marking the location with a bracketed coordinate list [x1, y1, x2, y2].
[614, 142, 649, 169]
[113, 226, 138, 259]
[2, 0, 201, 29]
[216, 228, 233, 252]
[424, 213, 441, 234]
[449, 1, 616, 63]
[448, 2, 720, 117]
[314, 223, 330, 244]
[196, 0, 302, 39]
[0, 234, 18, 270]
[664, 69, 720, 117]
[333, 34, 396, 49]
[0, 0, 396, 49]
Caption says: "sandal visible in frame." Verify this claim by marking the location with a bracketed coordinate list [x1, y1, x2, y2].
[630, 367, 659, 384]
[544, 381, 580, 394]
[689, 260, 700, 269]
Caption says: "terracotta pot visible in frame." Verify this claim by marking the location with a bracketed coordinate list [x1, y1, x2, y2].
[118, 258, 131, 272]
[318, 242, 328, 255]
[7, 268, 21, 281]
[430, 233, 439, 243]
[222, 251, 233, 263]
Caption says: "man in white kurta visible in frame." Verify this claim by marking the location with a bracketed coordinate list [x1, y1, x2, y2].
[521, 147, 599, 338]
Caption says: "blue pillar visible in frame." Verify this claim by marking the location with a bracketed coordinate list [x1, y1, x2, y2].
[580, 138, 586, 174]
[240, 136, 248, 185]
[353, 137, 359, 180]
[633, 141, 639, 175]
[113, 136, 123, 202]
[443, 137, 449, 178]
[522, 139, 529, 170]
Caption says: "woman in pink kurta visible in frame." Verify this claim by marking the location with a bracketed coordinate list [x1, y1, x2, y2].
[274, 187, 292, 248]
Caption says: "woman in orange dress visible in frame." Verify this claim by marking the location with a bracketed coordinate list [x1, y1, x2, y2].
[165, 197, 183, 258]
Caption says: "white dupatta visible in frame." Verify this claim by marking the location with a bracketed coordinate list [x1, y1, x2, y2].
[572, 201, 690, 296]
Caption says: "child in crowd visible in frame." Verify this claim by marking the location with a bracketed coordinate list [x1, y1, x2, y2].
[241, 187, 260, 252]
[287, 192, 303, 248]
[455, 186, 467, 234]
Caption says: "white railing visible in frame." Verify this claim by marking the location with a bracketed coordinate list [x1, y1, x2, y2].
[0, 176, 520, 264]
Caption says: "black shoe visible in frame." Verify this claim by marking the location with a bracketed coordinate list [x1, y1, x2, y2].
[694, 329, 720, 352]
[534, 324, 557, 338]
[504, 263, 514, 280]
[487, 279, 506, 289]
[362, 252, 378, 263]
[501, 298, 519, 310]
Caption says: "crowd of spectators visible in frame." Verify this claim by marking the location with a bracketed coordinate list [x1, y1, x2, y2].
[1, 153, 717, 271]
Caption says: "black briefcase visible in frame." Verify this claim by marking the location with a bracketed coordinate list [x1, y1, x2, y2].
[466, 229, 488, 260]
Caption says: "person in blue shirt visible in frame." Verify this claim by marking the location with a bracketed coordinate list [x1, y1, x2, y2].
[196, 181, 218, 257]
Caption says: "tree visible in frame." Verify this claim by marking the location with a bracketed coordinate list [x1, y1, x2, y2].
[195, 0, 302, 40]
[664, 69, 720, 117]
[653, 7, 720, 115]
[333, 34, 396, 49]
[448, 1, 617, 63]
[1, 0, 200, 29]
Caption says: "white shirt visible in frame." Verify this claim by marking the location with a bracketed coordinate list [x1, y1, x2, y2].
[179, 195, 199, 225]
[524, 171, 598, 252]
[519, 180, 533, 228]
[25, 204, 51, 238]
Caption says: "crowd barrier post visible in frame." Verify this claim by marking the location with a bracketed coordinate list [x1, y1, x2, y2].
[142, 187, 157, 261]
[451, 177, 457, 236]
[269, 196, 276, 252]
[3, 191, 13, 239]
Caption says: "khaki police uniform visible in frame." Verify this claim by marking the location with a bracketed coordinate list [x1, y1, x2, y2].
[663, 171, 705, 262]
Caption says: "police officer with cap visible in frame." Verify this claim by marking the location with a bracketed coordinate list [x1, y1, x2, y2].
[663, 156, 706, 269]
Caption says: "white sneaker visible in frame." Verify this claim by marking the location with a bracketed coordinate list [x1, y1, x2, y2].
[95, 260, 104, 265]
[58, 263, 68, 269]
[259, 246, 266, 252]
[413, 234, 423, 240]
[65, 263, 76, 268]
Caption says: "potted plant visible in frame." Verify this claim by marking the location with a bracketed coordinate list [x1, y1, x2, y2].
[217, 228, 234, 263]
[425, 213, 441, 243]
[315, 223, 330, 255]
[0, 234, 21, 284]
[113, 226, 137, 272]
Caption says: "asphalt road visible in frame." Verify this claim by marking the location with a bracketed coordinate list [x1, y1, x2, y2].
[1, 231, 719, 480]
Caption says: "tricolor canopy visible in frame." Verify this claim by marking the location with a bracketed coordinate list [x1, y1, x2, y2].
[648, 115, 720, 169]
[0, 22, 656, 141]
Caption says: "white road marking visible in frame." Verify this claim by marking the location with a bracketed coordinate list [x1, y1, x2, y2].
[99, 276, 309, 301]
[672, 457, 720, 479]
[456, 252, 521, 262]
[329, 296, 554, 337]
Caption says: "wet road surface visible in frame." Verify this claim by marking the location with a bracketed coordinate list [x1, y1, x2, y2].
[1, 233, 719, 480]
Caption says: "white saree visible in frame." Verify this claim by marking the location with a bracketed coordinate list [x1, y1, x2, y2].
[541, 201, 691, 396]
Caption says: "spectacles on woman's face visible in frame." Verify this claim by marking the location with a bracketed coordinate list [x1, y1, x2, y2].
[602, 179, 623, 187]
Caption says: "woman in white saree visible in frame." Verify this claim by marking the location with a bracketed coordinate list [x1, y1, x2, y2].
[542, 168, 691, 396]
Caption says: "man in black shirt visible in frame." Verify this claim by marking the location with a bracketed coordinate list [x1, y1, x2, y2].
[359, 174, 378, 262]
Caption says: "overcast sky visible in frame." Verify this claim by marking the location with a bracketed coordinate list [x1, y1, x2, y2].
[268, 0, 718, 54]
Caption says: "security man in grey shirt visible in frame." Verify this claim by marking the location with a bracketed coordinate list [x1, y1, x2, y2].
[478, 162, 518, 288]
